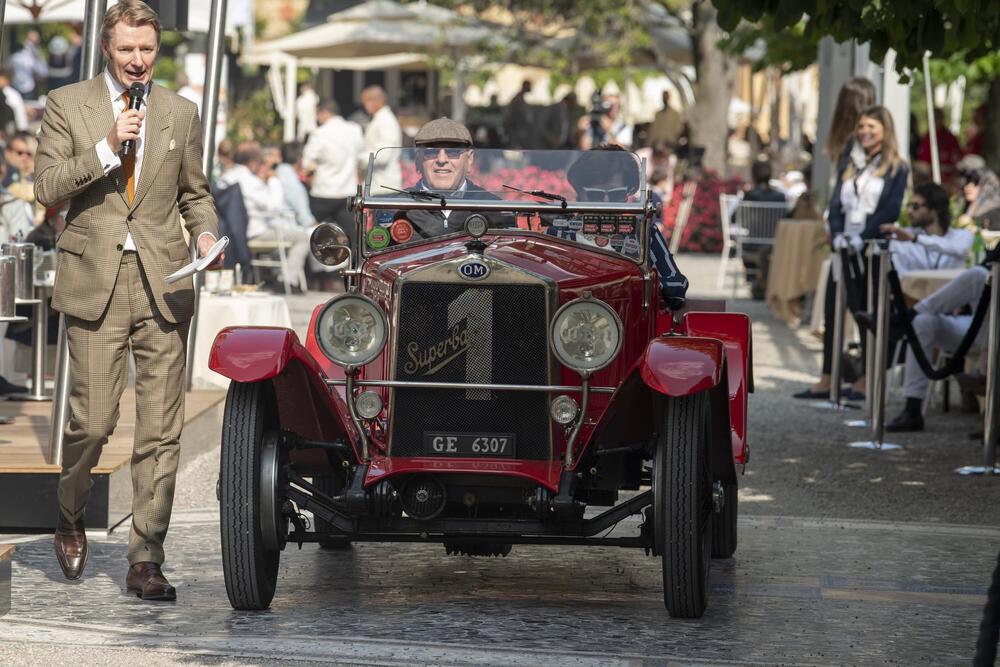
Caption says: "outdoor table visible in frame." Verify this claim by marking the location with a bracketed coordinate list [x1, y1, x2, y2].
[191, 292, 293, 390]
[899, 268, 966, 303]
[765, 219, 827, 324]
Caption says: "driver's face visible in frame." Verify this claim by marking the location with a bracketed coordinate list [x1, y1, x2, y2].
[420, 145, 473, 191]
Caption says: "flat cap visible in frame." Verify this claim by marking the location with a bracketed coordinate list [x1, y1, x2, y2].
[413, 117, 473, 147]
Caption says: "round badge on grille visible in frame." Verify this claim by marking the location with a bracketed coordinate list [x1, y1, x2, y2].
[458, 259, 490, 281]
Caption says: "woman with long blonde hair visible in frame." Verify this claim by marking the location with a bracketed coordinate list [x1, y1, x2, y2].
[795, 104, 910, 400]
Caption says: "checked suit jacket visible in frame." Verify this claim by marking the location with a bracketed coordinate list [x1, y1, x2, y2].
[34, 74, 218, 324]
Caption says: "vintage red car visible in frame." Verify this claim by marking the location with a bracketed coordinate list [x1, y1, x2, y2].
[210, 148, 751, 618]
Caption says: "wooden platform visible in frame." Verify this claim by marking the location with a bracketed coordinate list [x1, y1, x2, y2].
[0, 389, 226, 531]
[0, 545, 11, 616]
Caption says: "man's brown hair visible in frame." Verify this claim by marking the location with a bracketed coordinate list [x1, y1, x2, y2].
[101, 0, 162, 47]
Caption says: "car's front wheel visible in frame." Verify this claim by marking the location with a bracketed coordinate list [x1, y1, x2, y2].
[654, 391, 713, 618]
[220, 380, 282, 611]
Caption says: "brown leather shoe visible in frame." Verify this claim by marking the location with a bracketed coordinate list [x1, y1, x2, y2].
[126, 562, 176, 601]
[53, 515, 88, 580]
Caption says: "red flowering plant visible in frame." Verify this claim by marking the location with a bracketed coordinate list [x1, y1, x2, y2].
[657, 172, 741, 254]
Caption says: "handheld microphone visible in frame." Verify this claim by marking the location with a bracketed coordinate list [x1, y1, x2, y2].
[120, 82, 146, 158]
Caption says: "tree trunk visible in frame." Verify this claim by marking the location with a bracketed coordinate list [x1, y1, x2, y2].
[985, 77, 1000, 174]
[688, 0, 736, 175]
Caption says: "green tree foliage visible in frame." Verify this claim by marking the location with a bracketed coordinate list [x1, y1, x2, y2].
[713, 0, 1000, 71]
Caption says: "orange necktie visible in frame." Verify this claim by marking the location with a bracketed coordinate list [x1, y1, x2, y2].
[121, 91, 135, 204]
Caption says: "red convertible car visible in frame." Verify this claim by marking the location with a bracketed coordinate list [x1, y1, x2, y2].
[210, 148, 751, 618]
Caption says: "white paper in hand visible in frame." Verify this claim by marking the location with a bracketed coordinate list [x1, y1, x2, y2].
[165, 236, 229, 284]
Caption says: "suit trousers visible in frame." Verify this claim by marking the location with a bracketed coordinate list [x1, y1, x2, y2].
[58, 252, 189, 565]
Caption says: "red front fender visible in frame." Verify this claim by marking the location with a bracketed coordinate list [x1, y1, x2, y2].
[639, 336, 725, 396]
[209, 326, 359, 457]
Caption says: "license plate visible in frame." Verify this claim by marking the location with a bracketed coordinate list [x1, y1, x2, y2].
[423, 433, 516, 457]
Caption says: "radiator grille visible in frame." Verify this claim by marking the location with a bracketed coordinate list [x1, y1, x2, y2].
[390, 281, 551, 460]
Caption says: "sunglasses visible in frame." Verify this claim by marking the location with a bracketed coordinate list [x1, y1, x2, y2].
[420, 147, 469, 160]
[9, 149, 31, 157]
[906, 201, 926, 210]
[581, 186, 630, 201]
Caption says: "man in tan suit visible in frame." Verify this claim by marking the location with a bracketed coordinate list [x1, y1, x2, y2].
[34, 0, 220, 601]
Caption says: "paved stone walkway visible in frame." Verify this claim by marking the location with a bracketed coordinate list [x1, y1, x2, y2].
[1, 508, 994, 665]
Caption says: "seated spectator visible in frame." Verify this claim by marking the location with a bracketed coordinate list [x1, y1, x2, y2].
[955, 155, 1000, 231]
[219, 142, 311, 293]
[0, 67, 28, 132]
[0, 161, 34, 241]
[881, 182, 974, 276]
[737, 159, 790, 299]
[886, 264, 990, 432]
[3, 131, 34, 188]
[276, 142, 315, 229]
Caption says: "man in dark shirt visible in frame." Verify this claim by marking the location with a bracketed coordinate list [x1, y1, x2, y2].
[736, 159, 789, 299]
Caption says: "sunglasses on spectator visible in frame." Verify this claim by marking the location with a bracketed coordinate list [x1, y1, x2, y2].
[906, 201, 926, 210]
[581, 186, 630, 201]
[420, 147, 469, 160]
[9, 149, 31, 157]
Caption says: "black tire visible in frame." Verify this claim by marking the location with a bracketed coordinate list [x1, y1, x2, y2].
[711, 480, 737, 559]
[313, 474, 352, 550]
[654, 391, 713, 619]
[220, 381, 281, 611]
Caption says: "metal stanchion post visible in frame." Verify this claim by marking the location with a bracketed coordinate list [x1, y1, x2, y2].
[47, 0, 107, 466]
[9, 288, 51, 402]
[850, 242, 902, 450]
[847, 242, 876, 427]
[957, 261, 1000, 475]
[186, 0, 228, 392]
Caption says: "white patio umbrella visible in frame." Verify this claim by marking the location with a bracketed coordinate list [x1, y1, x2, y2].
[3, 0, 253, 32]
[246, 0, 496, 63]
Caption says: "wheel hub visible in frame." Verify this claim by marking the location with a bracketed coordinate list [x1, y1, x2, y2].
[712, 481, 725, 514]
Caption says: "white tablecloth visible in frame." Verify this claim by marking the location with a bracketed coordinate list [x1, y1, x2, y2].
[192, 292, 293, 389]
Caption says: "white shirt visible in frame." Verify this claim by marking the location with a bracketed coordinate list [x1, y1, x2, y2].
[295, 88, 319, 143]
[95, 70, 148, 250]
[302, 115, 364, 199]
[838, 152, 885, 241]
[891, 227, 975, 276]
[361, 105, 402, 194]
[219, 164, 290, 240]
[2, 85, 28, 130]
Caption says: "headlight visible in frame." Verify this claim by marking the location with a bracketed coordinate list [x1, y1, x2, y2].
[355, 390, 384, 419]
[315, 294, 388, 367]
[550, 394, 580, 425]
[550, 296, 623, 374]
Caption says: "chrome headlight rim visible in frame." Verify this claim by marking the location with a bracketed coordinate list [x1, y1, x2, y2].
[549, 295, 623, 375]
[315, 293, 388, 368]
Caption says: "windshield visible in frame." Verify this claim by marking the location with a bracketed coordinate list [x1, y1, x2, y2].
[360, 148, 649, 262]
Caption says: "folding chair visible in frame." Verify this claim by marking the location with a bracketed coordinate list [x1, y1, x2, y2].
[248, 212, 307, 295]
[720, 199, 788, 297]
[716, 193, 741, 290]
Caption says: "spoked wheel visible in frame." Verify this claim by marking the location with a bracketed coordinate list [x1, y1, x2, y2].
[712, 479, 738, 559]
[653, 391, 713, 618]
[314, 474, 352, 550]
[220, 380, 284, 611]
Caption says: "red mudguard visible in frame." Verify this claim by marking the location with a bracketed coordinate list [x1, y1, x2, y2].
[680, 312, 752, 465]
[209, 326, 359, 453]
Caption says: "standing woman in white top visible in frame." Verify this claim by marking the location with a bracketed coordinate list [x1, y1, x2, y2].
[796, 105, 909, 400]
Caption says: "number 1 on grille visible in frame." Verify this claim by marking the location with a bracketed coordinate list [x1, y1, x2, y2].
[447, 289, 493, 400]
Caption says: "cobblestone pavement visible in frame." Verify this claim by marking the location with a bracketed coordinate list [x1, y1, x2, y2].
[1, 510, 994, 665]
[2, 254, 999, 666]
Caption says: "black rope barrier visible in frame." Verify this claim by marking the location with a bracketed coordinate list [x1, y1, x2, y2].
[838, 247, 869, 315]
[885, 268, 991, 381]
[974, 550, 1000, 666]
